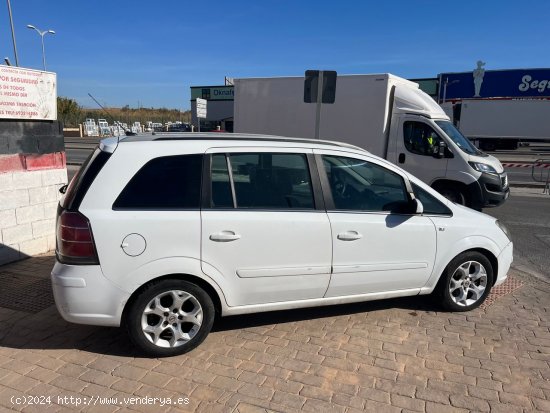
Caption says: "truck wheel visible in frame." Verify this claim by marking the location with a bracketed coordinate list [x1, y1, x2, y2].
[439, 186, 466, 205]
[437, 251, 493, 312]
[126, 279, 215, 357]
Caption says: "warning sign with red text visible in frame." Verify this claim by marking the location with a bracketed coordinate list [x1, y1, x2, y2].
[0, 65, 57, 120]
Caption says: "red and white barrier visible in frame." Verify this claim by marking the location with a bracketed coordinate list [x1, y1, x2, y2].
[502, 162, 550, 168]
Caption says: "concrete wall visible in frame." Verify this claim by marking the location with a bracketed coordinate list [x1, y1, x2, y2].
[0, 168, 66, 264]
[0, 120, 64, 155]
[0, 120, 67, 265]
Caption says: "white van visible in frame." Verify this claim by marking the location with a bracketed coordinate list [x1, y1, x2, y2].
[234, 74, 510, 210]
[52, 134, 513, 356]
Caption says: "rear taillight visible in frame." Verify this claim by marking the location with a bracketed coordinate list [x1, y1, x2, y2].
[56, 210, 99, 265]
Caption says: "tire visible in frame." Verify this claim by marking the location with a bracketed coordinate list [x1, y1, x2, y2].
[126, 279, 215, 357]
[438, 186, 467, 206]
[437, 251, 494, 312]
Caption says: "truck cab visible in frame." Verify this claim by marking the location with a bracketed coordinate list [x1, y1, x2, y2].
[386, 85, 509, 209]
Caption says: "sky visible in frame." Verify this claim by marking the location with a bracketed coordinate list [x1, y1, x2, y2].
[1, 0, 548, 110]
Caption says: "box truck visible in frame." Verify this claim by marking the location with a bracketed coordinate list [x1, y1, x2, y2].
[234, 74, 509, 209]
[441, 99, 550, 151]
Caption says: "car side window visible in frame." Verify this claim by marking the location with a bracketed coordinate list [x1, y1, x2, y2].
[210, 154, 233, 208]
[404, 121, 442, 156]
[211, 153, 315, 209]
[412, 183, 452, 215]
[322, 155, 408, 212]
[113, 154, 202, 209]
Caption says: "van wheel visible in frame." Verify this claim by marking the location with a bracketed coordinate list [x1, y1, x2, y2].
[126, 279, 215, 357]
[438, 251, 493, 311]
[439, 186, 466, 205]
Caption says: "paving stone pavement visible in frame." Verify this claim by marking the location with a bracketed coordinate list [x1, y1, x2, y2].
[0, 253, 549, 412]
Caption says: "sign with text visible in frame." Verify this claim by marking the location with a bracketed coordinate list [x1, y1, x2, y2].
[196, 98, 207, 119]
[438, 68, 550, 101]
[0, 65, 57, 120]
[191, 86, 234, 101]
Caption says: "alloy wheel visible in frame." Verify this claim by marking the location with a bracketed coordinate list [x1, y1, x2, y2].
[141, 290, 203, 348]
[448, 260, 488, 307]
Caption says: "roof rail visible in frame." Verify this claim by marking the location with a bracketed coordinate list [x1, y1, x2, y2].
[122, 132, 366, 152]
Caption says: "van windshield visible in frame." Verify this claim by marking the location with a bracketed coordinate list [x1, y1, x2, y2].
[435, 121, 483, 156]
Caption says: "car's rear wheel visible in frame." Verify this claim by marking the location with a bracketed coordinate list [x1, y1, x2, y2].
[438, 251, 493, 311]
[126, 279, 215, 356]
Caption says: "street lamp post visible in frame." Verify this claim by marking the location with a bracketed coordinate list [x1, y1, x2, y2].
[26, 24, 55, 71]
[7, 0, 19, 66]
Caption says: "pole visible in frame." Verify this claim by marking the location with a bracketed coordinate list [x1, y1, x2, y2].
[442, 78, 448, 104]
[40, 33, 46, 71]
[6, 0, 19, 66]
[314, 71, 324, 139]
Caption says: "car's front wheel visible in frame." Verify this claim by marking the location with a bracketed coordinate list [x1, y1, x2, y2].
[126, 279, 215, 356]
[438, 251, 493, 311]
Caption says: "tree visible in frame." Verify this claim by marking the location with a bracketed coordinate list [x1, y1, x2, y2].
[57, 97, 83, 127]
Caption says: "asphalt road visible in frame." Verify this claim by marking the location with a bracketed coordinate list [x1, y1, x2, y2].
[488, 144, 550, 185]
[504, 166, 536, 185]
[485, 189, 550, 280]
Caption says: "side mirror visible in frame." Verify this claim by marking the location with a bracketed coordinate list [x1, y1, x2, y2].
[59, 184, 68, 194]
[433, 141, 446, 159]
[383, 198, 423, 215]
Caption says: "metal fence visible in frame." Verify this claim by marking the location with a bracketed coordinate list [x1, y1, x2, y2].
[531, 159, 550, 194]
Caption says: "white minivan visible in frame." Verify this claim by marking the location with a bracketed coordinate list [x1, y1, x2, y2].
[52, 134, 513, 356]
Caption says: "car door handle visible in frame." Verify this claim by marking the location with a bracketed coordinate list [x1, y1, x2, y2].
[398, 153, 406, 164]
[337, 231, 363, 241]
[209, 231, 241, 242]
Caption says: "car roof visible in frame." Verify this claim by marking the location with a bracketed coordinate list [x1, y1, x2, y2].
[99, 133, 368, 154]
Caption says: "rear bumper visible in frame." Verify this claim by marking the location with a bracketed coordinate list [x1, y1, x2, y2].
[495, 241, 513, 287]
[468, 172, 510, 209]
[51, 262, 129, 327]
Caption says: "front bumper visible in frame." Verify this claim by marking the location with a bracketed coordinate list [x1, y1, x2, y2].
[51, 261, 130, 327]
[495, 241, 513, 287]
[468, 172, 510, 209]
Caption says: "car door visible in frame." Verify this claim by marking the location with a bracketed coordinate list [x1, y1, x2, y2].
[200, 148, 332, 307]
[315, 149, 437, 297]
[394, 117, 449, 185]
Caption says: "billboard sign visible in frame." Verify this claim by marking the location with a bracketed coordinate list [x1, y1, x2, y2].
[439, 68, 550, 101]
[0, 65, 57, 120]
[191, 86, 234, 101]
[196, 98, 207, 119]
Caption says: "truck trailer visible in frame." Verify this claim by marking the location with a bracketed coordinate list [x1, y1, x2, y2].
[441, 99, 550, 151]
[234, 74, 509, 209]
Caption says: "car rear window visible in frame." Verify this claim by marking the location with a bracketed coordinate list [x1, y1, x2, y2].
[113, 154, 203, 210]
[61, 148, 111, 211]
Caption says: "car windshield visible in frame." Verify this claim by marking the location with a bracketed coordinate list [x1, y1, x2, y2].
[435, 121, 483, 156]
